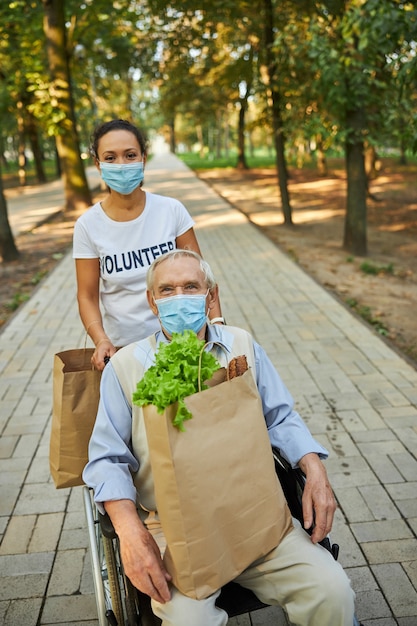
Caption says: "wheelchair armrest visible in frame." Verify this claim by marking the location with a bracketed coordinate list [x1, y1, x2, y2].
[271, 446, 339, 560]
[98, 509, 118, 540]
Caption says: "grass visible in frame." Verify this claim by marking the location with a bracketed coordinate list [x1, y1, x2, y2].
[345, 298, 389, 336]
[360, 261, 394, 276]
[178, 152, 277, 170]
[5, 292, 30, 312]
[2, 159, 60, 189]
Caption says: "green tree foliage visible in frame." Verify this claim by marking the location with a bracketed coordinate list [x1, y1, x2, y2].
[304, 0, 417, 254]
[0, 0, 416, 260]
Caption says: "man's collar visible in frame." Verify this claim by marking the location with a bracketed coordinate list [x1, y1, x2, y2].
[154, 324, 233, 353]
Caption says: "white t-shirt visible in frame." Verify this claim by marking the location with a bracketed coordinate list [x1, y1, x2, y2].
[72, 192, 195, 346]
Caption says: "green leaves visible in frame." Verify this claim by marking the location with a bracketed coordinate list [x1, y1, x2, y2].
[132, 330, 221, 431]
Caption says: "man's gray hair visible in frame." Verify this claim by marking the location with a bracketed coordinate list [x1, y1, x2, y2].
[146, 249, 217, 291]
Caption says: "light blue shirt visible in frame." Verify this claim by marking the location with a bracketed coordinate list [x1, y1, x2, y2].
[83, 325, 328, 508]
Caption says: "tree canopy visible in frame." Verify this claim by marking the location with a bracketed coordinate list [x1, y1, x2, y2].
[1, 0, 416, 260]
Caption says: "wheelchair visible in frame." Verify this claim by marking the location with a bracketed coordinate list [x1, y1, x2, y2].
[83, 448, 362, 626]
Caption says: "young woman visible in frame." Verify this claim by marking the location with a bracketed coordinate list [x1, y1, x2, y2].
[73, 119, 223, 370]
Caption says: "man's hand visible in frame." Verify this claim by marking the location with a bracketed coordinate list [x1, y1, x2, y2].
[105, 500, 172, 603]
[297, 453, 337, 544]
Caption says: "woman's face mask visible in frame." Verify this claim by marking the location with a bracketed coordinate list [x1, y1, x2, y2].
[153, 291, 209, 336]
[99, 161, 144, 195]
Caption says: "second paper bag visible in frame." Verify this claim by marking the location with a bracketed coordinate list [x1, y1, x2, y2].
[143, 368, 293, 600]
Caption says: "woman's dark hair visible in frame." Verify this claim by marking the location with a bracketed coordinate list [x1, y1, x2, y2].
[90, 119, 148, 159]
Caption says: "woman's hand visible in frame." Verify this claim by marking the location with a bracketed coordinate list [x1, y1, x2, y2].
[92, 339, 116, 371]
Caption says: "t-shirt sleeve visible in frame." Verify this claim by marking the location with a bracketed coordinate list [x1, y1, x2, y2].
[72, 218, 98, 259]
[174, 199, 195, 236]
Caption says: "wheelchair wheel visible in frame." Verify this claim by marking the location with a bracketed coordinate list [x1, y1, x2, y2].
[83, 486, 140, 626]
[102, 532, 125, 625]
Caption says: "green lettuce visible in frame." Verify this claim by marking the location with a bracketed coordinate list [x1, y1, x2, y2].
[132, 330, 221, 431]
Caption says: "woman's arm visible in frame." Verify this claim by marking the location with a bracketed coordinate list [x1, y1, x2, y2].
[176, 228, 224, 323]
[75, 258, 116, 370]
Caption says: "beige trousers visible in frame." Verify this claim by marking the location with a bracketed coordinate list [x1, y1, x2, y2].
[149, 519, 355, 626]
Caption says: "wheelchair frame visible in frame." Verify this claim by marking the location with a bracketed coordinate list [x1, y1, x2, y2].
[83, 449, 361, 626]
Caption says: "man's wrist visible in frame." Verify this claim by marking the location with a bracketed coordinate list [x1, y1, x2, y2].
[210, 316, 225, 325]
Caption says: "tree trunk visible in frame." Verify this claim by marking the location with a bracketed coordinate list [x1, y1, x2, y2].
[236, 98, 248, 169]
[0, 164, 19, 262]
[169, 117, 176, 153]
[196, 125, 205, 158]
[42, 0, 91, 211]
[215, 110, 222, 159]
[343, 107, 367, 255]
[262, 0, 293, 225]
[26, 112, 47, 183]
[316, 136, 328, 176]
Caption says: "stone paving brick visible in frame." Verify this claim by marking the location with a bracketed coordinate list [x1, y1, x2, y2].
[326, 431, 363, 458]
[390, 452, 417, 481]
[48, 548, 86, 596]
[352, 429, 398, 443]
[26, 455, 53, 484]
[403, 559, 417, 589]
[29, 512, 64, 553]
[362, 538, 417, 564]
[1, 568, 51, 601]
[334, 410, 368, 432]
[335, 487, 374, 523]
[41, 594, 98, 624]
[394, 499, 417, 519]
[366, 455, 405, 484]
[0, 598, 43, 626]
[386, 482, 417, 501]
[0, 435, 18, 458]
[346, 565, 378, 592]
[354, 589, 392, 621]
[358, 485, 401, 521]
[372, 562, 417, 617]
[397, 618, 417, 626]
[357, 440, 406, 456]
[380, 406, 417, 419]
[14, 483, 69, 516]
[59, 526, 89, 551]
[356, 407, 387, 429]
[351, 519, 413, 543]
[0, 514, 36, 555]
[0, 483, 22, 517]
[331, 467, 380, 490]
[12, 433, 41, 459]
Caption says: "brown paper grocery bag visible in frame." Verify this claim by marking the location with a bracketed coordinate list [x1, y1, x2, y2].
[49, 349, 101, 488]
[143, 369, 293, 600]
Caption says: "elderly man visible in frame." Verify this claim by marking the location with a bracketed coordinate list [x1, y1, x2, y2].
[84, 249, 355, 626]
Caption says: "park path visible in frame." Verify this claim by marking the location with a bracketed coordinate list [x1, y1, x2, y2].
[0, 145, 416, 625]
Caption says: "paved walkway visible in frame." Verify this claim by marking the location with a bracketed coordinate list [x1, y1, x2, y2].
[1, 149, 416, 626]
[5, 165, 102, 237]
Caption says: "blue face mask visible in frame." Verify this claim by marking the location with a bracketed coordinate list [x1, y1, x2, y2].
[99, 162, 144, 194]
[154, 292, 208, 336]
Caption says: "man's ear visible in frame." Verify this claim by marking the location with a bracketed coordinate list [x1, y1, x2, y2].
[207, 285, 219, 311]
[147, 290, 158, 316]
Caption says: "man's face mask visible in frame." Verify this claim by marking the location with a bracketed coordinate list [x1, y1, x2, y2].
[154, 291, 208, 336]
[99, 162, 144, 195]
